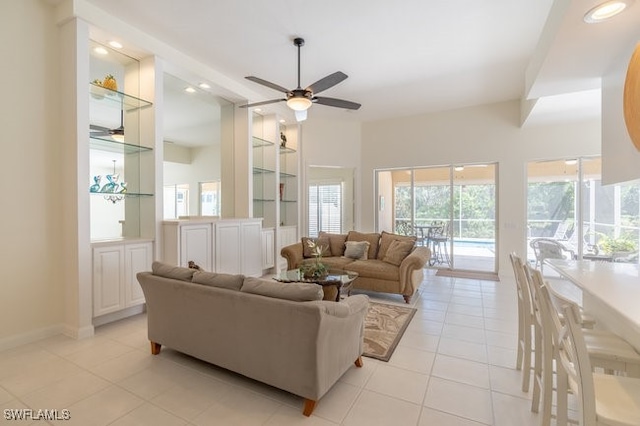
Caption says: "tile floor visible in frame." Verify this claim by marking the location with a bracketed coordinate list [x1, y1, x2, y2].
[0, 270, 547, 425]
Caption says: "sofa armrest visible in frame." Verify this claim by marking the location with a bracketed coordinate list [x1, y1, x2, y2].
[281, 242, 304, 270]
[317, 295, 369, 318]
[398, 246, 431, 294]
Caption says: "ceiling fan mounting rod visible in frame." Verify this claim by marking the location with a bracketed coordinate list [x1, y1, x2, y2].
[294, 37, 304, 90]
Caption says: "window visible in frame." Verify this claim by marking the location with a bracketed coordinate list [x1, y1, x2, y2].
[200, 181, 221, 216]
[308, 183, 342, 237]
[163, 184, 189, 219]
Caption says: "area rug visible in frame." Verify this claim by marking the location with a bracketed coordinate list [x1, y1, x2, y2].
[363, 302, 417, 362]
[435, 269, 500, 282]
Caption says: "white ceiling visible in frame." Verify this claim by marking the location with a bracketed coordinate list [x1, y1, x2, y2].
[84, 0, 640, 124]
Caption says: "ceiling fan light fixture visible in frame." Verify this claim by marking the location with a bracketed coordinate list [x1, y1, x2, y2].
[584, 0, 632, 23]
[286, 96, 312, 111]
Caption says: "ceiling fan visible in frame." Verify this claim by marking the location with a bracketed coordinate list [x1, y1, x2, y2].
[90, 110, 125, 142]
[239, 37, 361, 121]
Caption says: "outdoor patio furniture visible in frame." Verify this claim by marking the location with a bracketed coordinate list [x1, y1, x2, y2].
[529, 238, 575, 272]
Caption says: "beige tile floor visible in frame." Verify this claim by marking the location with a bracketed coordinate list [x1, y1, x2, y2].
[0, 270, 547, 426]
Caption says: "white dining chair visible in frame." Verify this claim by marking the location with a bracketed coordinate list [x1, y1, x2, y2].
[557, 303, 640, 426]
[509, 252, 534, 392]
[530, 270, 640, 426]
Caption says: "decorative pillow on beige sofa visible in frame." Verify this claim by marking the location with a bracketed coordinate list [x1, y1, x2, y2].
[152, 261, 196, 281]
[301, 236, 331, 258]
[192, 271, 245, 291]
[343, 241, 370, 260]
[347, 231, 381, 259]
[318, 232, 348, 256]
[382, 240, 415, 266]
[241, 277, 324, 301]
[377, 231, 417, 260]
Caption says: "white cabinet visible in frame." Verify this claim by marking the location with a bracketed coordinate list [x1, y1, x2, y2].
[162, 218, 262, 276]
[93, 240, 152, 318]
[262, 228, 275, 269]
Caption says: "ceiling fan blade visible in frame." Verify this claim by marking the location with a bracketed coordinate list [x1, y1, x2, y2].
[306, 71, 348, 95]
[238, 98, 287, 108]
[245, 76, 290, 94]
[313, 96, 361, 110]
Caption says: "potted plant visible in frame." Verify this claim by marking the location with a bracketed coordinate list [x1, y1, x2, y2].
[598, 235, 637, 259]
[300, 239, 328, 280]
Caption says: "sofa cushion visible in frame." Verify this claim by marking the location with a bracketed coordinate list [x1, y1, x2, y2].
[192, 271, 244, 291]
[382, 240, 415, 266]
[319, 232, 348, 257]
[347, 231, 381, 259]
[343, 241, 370, 260]
[377, 231, 417, 260]
[301, 236, 331, 258]
[152, 261, 195, 281]
[346, 259, 399, 281]
[241, 277, 324, 301]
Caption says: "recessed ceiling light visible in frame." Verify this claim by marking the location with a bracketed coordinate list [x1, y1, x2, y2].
[565, 159, 578, 165]
[199, 83, 210, 89]
[184, 87, 196, 93]
[279, 119, 286, 123]
[584, 0, 633, 23]
[93, 46, 108, 55]
[254, 108, 262, 112]
[454, 166, 464, 172]
[108, 40, 123, 49]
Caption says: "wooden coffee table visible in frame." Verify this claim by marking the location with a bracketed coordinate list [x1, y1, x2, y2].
[274, 269, 358, 302]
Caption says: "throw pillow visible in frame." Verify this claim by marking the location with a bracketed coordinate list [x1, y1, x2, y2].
[301, 236, 332, 258]
[192, 271, 244, 291]
[377, 231, 417, 260]
[152, 261, 195, 281]
[382, 240, 415, 266]
[241, 277, 323, 301]
[347, 231, 381, 259]
[343, 241, 370, 260]
[319, 232, 348, 256]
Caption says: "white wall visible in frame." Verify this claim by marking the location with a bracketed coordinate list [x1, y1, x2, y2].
[0, 0, 65, 345]
[300, 118, 361, 231]
[360, 100, 601, 276]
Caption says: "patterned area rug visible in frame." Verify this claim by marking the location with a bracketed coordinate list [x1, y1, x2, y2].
[363, 302, 417, 362]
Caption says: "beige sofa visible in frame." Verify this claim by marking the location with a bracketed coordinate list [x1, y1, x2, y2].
[281, 231, 431, 303]
[137, 262, 369, 416]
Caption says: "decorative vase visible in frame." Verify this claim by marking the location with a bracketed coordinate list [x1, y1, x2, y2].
[280, 131, 287, 148]
[90, 175, 101, 192]
[279, 183, 285, 201]
[101, 173, 119, 193]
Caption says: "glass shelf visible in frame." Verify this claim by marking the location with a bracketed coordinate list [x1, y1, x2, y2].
[90, 191, 154, 198]
[90, 83, 152, 112]
[90, 136, 153, 154]
[253, 136, 274, 148]
[280, 199, 296, 203]
[280, 146, 297, 154]
[253, 167, 275, 174]
[253, 198, 276, 202]
[280, 171, 296, 178]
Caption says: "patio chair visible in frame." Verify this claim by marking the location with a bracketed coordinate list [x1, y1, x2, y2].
[529, 238, 575, 272]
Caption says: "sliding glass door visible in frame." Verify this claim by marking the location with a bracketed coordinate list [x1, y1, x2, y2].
[377, 164, 497, 273]
[526, 157, 639, 265]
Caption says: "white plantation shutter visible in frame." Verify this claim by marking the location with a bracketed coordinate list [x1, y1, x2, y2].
[308, 183, 342, 237]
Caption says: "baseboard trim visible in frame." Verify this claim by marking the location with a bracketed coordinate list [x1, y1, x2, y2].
[0, 324, 65, 352]
[63, 324, 95, 340]
[92, 304, 145, 327]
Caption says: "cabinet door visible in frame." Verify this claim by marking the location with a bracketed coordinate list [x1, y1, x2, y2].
[215, 222, 242, 274]
[124, 242, 153, 307]
[262, 228, 275, 269]
[180, 224, 213, 270]
[93, 245, 125, 317]
[242, 221, 263, 277]
[278, 226, 298, 270]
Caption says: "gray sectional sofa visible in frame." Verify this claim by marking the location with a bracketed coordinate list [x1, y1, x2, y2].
[137, 262, 369, 416]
